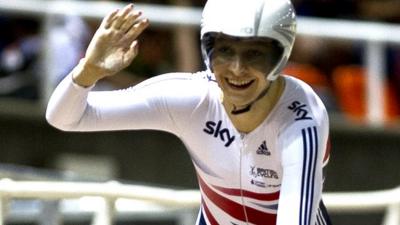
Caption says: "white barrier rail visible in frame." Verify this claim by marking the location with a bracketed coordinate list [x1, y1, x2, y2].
[0, 179, 399, 225]
[0, 179, 201, 225]
[1, 0, 400, 125]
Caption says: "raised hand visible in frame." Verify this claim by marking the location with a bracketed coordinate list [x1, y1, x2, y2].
[73, 4, 149, 86]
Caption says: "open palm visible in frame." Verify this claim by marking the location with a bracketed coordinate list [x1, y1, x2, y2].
[84, 4, 149, 79]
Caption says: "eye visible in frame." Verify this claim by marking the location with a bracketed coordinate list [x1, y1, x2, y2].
[245, 49, 265, 60]
[215, 46, 233, 56]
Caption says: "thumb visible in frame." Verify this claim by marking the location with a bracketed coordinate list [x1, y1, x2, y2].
[124, 40, 139, 64]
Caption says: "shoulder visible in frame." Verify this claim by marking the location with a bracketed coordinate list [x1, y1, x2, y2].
[275, 77, 329, 161]
[134, 71, 208, 86]
[130, 70, 220, 107]
[283, 75, 321, 101]
[276, 75, 329, 132]
[132, 71, 216, 93]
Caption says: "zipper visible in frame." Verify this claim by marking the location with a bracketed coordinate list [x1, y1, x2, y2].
[239, 133, 249, 224]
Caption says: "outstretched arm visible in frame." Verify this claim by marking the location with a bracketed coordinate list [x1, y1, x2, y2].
[73, 3, 149, 87]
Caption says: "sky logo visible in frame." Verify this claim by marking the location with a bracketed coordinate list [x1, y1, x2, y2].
[288, 101, 312, 121]
[203, 120, 235, 147]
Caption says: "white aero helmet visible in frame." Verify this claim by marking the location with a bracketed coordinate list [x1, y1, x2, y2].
[201, 0, 297, 81]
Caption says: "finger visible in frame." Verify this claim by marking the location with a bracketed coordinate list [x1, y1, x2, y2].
[119, 10, 142, 34]
[124, 40, 139, 64]
[102, 9, 119, 29]
[113, 4, 134, 29]
[125, 19, 149, 41]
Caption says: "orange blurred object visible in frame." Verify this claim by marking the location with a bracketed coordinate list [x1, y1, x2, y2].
[331, 65, 399, 123]
[284, 63, 329, 88]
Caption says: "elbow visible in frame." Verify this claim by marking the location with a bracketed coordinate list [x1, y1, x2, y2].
[45, 108, 74, 132]
[45, 116, 68, 132]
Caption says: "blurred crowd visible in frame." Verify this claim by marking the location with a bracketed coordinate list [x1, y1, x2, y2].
[0, 0, 399, 123]
[290, 0, 400, 124]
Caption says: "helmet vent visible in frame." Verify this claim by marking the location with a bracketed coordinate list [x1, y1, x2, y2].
[253, 0, 266, 35]
[272, 24, 296, 43]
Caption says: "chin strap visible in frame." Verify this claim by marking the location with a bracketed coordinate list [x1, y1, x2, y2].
[231, 81, 273, 115]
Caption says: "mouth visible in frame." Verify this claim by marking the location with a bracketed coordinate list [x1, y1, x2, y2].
[226, 78, 255, 90]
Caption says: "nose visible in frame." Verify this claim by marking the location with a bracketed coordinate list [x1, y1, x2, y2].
[229, 56, 247, 76]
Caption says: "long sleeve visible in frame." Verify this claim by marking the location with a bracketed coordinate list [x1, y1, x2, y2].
[276, 117, 329, 225]
[46, 72, 205, 133]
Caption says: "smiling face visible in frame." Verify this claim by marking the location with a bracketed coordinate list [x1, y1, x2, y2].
[211, 34, 282, 107]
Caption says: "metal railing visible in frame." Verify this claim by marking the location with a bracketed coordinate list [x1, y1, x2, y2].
[0, 0, 400, 125]
[0, 179, 200, 225]
[0, 178, 399, 225]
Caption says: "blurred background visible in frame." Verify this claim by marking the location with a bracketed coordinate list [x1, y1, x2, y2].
[0, 0, 399, 224]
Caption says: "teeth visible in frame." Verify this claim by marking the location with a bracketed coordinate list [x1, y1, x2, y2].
[227, 79, 252, 86]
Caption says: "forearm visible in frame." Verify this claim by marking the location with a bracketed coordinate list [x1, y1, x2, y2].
[276, 122, 328, 225]
[277, 160, 324, 225]
[46, 72, 92, 131]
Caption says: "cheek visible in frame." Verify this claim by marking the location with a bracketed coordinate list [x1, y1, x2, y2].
[252, 63, 273, 75]
[260, 79, 270, 90]
[210, 66, 222, 80]
[260, 78, 272, 92]
[214, 72, 226, 88]
[211, 64, 227, 80]
[210, 57, 226, 71]
[249, 70, 269, 88]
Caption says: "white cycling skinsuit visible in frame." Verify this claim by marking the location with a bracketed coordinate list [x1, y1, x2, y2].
[46, 71, 332, 225]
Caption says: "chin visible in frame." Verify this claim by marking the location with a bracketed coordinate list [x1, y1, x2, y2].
[225, 95, 256, 107]
[226, 88, 258, 101]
